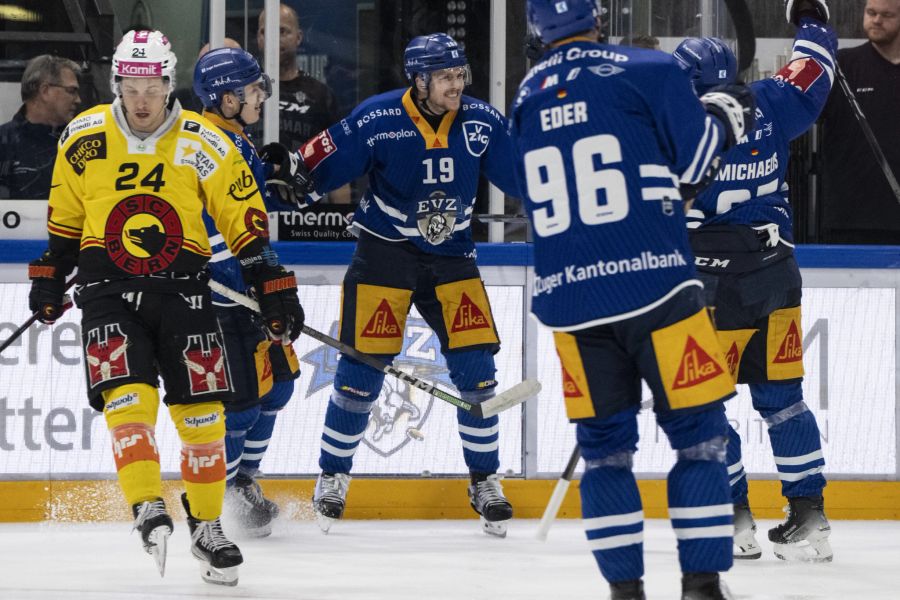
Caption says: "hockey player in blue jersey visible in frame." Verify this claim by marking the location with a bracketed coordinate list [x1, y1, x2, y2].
[511, 1, 757, 598]
[674, 0, 836, 564]
[262, 33, 521, 537]
[192, 47, 303, 537]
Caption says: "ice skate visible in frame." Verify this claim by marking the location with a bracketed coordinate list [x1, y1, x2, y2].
[468, 473, 513, 538]
[131, 498, 173, 577]
[609, 578, 645, 600]
[224, 472, 277, 538]
[181, 493, 243, 586]
[313, 472, 351, 533]
[732, 502, 762, 560]
[681, 572, 733, 600]
[768, 495, 833, 562]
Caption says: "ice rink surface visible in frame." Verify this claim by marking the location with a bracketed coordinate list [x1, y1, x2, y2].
[0, 517, 897, 600]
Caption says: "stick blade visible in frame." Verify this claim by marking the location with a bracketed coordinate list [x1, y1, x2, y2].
[479, 379, 541, 418]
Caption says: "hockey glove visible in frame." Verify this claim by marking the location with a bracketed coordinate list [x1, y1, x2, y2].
[700, 83, 756, 150]
[785, 0, 829, 25]
[260, 142, 314, 209]
[28, 250, 74, 324]
[524, 32, 546, 62]
[242, 258, 304, 343]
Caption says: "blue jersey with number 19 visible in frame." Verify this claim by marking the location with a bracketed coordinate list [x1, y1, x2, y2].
[510, 40, 727, 330]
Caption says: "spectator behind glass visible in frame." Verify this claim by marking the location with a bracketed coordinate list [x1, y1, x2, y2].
[620, 34, 661, 50]
[820, 0, 900, 244]
[253, 3, 350, 203]
[0, 55, 81, 199]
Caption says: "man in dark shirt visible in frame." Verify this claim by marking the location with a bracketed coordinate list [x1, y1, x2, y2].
[0, 55, 81, 199]
[254, 3, 349, 203]
[820, 0, 900, 244]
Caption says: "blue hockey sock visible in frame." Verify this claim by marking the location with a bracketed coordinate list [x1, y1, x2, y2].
[224, 405, 259, 484]
[668, 439, 733, 574]
[240, 409, 277, 475]
[318, 391, 371, 474]
[726, 424, 748, 504]
[581, 454, 644, 583]
[456, 388, 500, 474]
[751, 382, 826, 498]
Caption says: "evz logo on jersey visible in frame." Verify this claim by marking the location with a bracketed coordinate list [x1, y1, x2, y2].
[462, 121, 491, 157]
[85, 323, 131, 388]
[182, 333, 231, 395]
[416, 190, 460, 245]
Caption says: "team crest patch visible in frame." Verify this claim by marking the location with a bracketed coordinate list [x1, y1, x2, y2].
[182, 333, 231, 395]
[105, 194, 184, 275]
[462, 120, 491, 157]
[86, 323, 131, 388]
[416, 190, 460, 245]
[302, 318, 443, 457]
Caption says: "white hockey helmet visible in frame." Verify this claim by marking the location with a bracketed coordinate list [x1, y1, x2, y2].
[110, 29, 177, 95]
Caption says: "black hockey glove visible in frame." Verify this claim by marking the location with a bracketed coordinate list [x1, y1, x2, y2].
[259, 142, 314, 209]
[700, 83, 756, 150]
[785, 0, 829, 25]
[241, 253, 304, 343]
[28, 250, 74, 324]
[524, 32, 546, 62]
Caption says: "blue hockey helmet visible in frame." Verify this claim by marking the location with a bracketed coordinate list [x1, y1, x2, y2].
[193, 47, 272, 109]
[527, 0, 601, 45]
[403, 33, 471, 85]
[673, 37, 738, 95]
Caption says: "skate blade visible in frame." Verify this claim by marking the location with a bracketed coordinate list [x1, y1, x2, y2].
[316, 511, 336, 534]
[733, 534, 762, 560]
[773, 537, 833, 563]
[199, 563, 239, 586]
[480, 517, 509, 538]
[147, 527, 171, 576]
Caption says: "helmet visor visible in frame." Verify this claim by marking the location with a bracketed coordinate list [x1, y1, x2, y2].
[429, 65, 472, 86]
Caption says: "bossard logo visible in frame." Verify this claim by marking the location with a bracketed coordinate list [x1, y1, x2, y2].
[561, 367, 583, 398]
[725, 341, 740, 378]
[361, 299, 401, 338]
[462, 120, 491, 157]
[774, 320, 803, 363]
[672, 336, 724, 389]
[450, 293, 490, 333]
[301, 318, 448, 457]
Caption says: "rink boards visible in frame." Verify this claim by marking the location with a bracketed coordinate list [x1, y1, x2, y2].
[0, 241, 899, 520]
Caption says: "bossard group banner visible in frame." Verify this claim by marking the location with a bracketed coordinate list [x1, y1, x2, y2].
[536, 287, 898, 478]
[0, 282, 895, 479]
[0, 284, 523, 478]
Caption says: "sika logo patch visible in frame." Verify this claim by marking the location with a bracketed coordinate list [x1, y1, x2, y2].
[65, 132, 106, 175]
[361, 299, 402, 338]
[774, 320, 803, 363]
[105, 194, 184, 275]
[672, 336, 725, 389]
[725, 341, 740, 378]
[561, 366, 583, 398]
[450, 292, 490, 332]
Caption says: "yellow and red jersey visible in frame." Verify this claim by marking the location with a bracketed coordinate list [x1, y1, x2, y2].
[48, 99, 270, 282]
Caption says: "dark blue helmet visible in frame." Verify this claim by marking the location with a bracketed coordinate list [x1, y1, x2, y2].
[527, 0, 600, 44]
[193, 47, 272, 109]
[403, 33, 470, 84]
[673, 37, 738, 95]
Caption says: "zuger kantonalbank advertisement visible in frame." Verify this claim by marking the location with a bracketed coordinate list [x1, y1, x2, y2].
[0, 284, 523, 478]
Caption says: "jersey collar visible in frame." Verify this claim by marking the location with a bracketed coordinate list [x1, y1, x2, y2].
[202, 110, 250, 143]
[401, 88, 456, 150]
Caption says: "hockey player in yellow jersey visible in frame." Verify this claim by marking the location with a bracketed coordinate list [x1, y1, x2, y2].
[26, 30, 304, 586]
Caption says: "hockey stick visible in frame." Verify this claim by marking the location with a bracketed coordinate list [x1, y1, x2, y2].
[833, 63, 900, 204]
[723, 0, 756, 78]
[535, 444, 581, 541]
[207, 279, 541, 418]
[0, 280, 75, 355]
